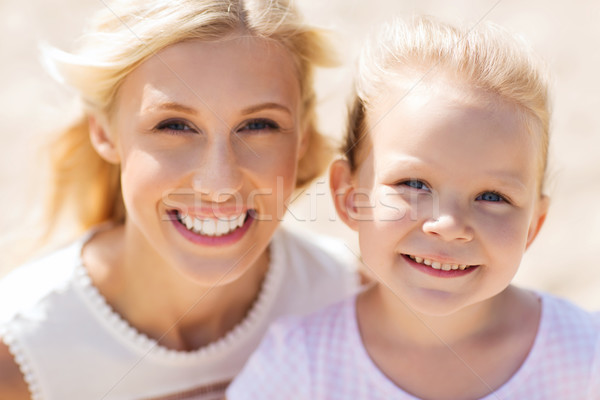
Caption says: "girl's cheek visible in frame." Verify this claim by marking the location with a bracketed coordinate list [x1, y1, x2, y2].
[476, 211, 530, 250]
[375, 186, 433, 224]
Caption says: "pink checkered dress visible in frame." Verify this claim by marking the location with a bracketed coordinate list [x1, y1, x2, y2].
[228, 292, 600, 399]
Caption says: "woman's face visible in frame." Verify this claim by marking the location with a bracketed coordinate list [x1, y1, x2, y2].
[104, 35, 304, 284]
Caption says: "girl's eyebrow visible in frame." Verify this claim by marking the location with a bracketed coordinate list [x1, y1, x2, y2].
[380, 156, 430, 172]
[483, 171, 528, 192]
[381, 157, 529, 191]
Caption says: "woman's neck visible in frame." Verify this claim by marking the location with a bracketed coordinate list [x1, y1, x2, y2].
[82, 223, 270, 351]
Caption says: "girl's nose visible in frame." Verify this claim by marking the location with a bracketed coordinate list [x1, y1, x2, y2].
[422, 205, 474, 242]
[192, 140, 244, 202]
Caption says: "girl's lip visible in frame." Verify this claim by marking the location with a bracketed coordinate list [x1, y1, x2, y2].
[402, 254, 479, 278]
[167, 210, 254, 246]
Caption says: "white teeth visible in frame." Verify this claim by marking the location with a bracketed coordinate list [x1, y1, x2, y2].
[204, 219, 216, 235]
[183, 215, 194, 230]
[236, 213, 245, 228]
[216, 219, 229, 235]
[407, 254, 472, 272]
[178, 212, 247, 237]
[193, 218, 202, 232]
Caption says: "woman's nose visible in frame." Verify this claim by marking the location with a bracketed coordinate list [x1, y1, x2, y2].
[422, 202, 474, 242]
[191, 139, 244, 202]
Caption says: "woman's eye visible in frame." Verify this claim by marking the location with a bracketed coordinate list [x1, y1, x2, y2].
[477, 191, 505, 202]
[400, 179, 429, 191]
[155, 119, 195, 134]
[239, 119, 279, 132]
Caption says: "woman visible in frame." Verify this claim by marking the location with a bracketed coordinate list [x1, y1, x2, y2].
[0, 1, 357, 398]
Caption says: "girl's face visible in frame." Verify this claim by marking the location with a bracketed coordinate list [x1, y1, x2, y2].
[95, 36, 305, 284]
[333, 80, 548, 316]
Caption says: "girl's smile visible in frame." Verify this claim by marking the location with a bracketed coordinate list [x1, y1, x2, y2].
[401, 253, 480, 277]
[337, 77, 548, 316]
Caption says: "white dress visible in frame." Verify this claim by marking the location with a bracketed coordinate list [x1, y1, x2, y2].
[0, 226, 358, 400]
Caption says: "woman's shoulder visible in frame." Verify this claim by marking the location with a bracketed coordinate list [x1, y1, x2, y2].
[272, 225, 360, 304]
[0, 239, 84, 325]
[276, 224, 358, 277]
[0, 340, 30, 400]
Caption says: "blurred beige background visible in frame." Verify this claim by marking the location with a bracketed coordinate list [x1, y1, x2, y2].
[1, 0, 599, 309]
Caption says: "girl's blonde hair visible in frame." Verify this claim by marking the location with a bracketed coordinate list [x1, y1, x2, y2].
[344, 16, 550, 190]
[45, 0, 336, 241]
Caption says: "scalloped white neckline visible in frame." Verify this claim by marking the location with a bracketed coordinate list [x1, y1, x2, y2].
[73, 229, 283, 362]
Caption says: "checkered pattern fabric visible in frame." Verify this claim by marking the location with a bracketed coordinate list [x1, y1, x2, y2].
[228, 292, 600, 400]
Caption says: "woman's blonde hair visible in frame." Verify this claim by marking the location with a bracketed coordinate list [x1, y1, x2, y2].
[44, 0, 336, 241]
[344, 16, 551, 190]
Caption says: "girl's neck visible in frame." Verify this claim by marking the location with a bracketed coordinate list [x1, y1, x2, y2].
[356, 283, 541, 399]
[359, 283, 533, 347]
[82, 223, 270, 352]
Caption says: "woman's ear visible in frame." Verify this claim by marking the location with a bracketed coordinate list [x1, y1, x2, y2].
[298, 125, 310, 161]
[330, 159, 359, 231]
[526, 194, 550, 249]
[89, 114, 120, 164]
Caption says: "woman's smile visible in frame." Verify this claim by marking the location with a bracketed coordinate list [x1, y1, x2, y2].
[169, 209, 254, 246]
[109, 35, 303, 284]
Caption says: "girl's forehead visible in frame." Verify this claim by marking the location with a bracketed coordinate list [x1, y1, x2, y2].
[361, 80, 541, 187]
[369, 73, 502, 116]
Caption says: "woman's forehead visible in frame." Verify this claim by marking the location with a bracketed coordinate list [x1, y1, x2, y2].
[113, 37, 302, 118]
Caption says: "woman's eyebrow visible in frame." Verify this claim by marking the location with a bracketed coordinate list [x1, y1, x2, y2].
[240, 102, 292, 116]
[147, 101, 198, 115]
[144, 101, 291, 117]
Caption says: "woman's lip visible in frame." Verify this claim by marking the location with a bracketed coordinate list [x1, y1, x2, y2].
[402, 254, 479, 278]
[167, 210, 253, 246]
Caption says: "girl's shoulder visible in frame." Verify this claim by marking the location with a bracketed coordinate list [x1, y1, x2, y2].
[227, 296, 359, 400]
[489, 292, 600, 398]
[539, 291, 600, 334]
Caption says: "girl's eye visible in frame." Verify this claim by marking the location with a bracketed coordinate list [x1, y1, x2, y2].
[400, 179, 430, 191]
[155, 119, 195, 134]
[477, 191, 505, 202]
[239, 119, 279, 132]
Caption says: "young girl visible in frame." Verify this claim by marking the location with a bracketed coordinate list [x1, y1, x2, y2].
[0, 1, 358, 399]
[228, 16, 600, 399]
